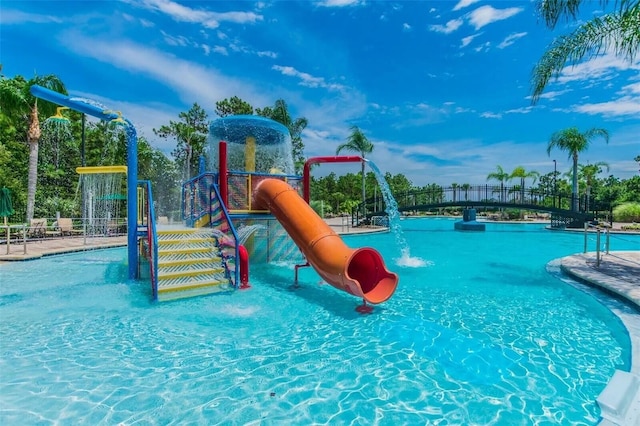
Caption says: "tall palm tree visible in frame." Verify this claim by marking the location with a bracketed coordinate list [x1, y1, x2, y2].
[531, 0, 640, 102]
[547, 127, 609, 211]
[486, 165, 510, 202]
[0, 73, 67, 221]
[579, 161, 610, 211]
[336, 126, 373, 217]
[509, 166, 540, 203]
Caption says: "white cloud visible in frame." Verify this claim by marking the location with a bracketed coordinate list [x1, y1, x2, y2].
[623, 81, 640, 94]
[461, 33, 482, 48]
[497, 32, 527, 49]
[272, 65, 345, 91]
[134, 0, 263, 29]
[61, 32, 273, 111]
[467, 5, 523, 30]
[403, 23, 412, 31]
[0, 9, 62, 24]
[474, 41, 491, 52]
[429, 18, 463, 34]
[257, 51, 278, 58]
[505, 106, 534, 114]
[213, 45, 228, 55]
[140, 18, 155, 27]
[557, 54, 640, 85]
[525, 89, 572, 101]
[453, 0, 481, 11]
[574, 97, 640, 118]
[161, 30, 189, 47]
[480, 111, 502, 119]
[316, 0, 362, 7]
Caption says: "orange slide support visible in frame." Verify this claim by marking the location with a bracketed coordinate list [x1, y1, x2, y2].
[253, 178, 398, 305]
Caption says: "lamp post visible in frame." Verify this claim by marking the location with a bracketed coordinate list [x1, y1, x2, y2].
[553, 159, 557, 208]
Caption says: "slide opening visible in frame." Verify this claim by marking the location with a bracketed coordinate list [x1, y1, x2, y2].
[347, 248, 398, 304]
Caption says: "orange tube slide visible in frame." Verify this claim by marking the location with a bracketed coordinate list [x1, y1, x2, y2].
[253, 179, 398, 304]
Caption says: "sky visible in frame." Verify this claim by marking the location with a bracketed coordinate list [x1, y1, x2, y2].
[1, 0, 639, 187]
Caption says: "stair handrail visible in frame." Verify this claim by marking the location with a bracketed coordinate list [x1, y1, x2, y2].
[138, 180, 159, 299]
[182, 172, 217, 224]
[208, 183, 241, 288]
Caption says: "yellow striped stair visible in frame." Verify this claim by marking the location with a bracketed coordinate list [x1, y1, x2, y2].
[156, 228, 232, 301]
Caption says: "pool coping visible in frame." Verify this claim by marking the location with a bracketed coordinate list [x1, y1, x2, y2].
[559, 251, 640, 425]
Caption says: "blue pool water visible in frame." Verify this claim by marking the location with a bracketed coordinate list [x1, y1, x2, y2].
[1, 219, 639, 425]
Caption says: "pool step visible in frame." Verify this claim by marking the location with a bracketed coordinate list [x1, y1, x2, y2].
[156, 228, 232, 301]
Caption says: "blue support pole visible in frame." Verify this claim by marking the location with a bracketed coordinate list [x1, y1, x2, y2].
[199, 155, 206, 175]
[30, 85, 139, 280]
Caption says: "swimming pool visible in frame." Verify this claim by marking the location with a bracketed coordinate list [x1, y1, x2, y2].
[1, 219, 638, 425]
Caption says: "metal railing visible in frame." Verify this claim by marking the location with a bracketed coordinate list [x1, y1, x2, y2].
[1, 217, 127, 256]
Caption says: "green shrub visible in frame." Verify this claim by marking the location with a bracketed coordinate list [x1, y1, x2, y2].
[613, 202, 640, 222]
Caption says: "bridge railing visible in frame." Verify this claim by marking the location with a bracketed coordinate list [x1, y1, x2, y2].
[354, 184, 610, 224]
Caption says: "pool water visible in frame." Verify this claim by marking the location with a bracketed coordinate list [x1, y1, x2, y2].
[1, 219, 638, 425]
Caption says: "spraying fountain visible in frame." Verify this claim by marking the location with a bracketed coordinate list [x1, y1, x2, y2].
[30, 85, 140, 279]
[41, 107, 72, 170]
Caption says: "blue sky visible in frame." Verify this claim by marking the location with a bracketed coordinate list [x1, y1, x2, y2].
[1, 0, 639, 186]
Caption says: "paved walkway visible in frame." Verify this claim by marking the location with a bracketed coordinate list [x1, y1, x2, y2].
[0, 235, 127, 261]
[560, 251, 640, 308]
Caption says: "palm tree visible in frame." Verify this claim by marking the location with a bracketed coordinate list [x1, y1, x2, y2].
[509, 166, 540, 203]
[0, 73, 67, 221]
[486, 165, 510, 202]
[531, 0, 640, 102]
[336, 126, 373, 217]
[460, 183, 471, 201]
[579, 161, 610, 211]
[547, 127, 609, 211]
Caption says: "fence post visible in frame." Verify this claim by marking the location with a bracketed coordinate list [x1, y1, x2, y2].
[22, 224, 27, 254]
[606, 227, 610, 254]
[5, 225, 9, 255]
[583, 222, 588, 253]
[596, 229, 601, 267]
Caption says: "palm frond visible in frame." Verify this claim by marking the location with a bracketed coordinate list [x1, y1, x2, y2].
[537, 0, 586, 29]
[531, 5, 640, 103]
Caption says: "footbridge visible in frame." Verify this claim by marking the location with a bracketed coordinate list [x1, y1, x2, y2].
[358, 184, 607, 229]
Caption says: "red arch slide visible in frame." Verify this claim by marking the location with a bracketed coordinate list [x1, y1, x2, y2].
[254, 179, 398, 304]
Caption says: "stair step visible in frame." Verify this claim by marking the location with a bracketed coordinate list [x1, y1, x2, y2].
[157, 229, 211, 235]
[158, 237, 216, 245]
[158, 258, 219, 268]
[158, 279, 229, 294]
[158, 247, 211, 256]
[157, 281, 232, 301]
[158, 268, 225, 280]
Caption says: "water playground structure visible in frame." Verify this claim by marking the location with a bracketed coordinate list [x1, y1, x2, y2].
[30, 86, 399, 311]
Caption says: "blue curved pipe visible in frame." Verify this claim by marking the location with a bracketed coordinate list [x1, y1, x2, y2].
[30, 85, 139, 280]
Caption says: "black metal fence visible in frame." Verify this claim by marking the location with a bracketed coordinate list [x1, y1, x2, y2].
[352, 184, 612, 228]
